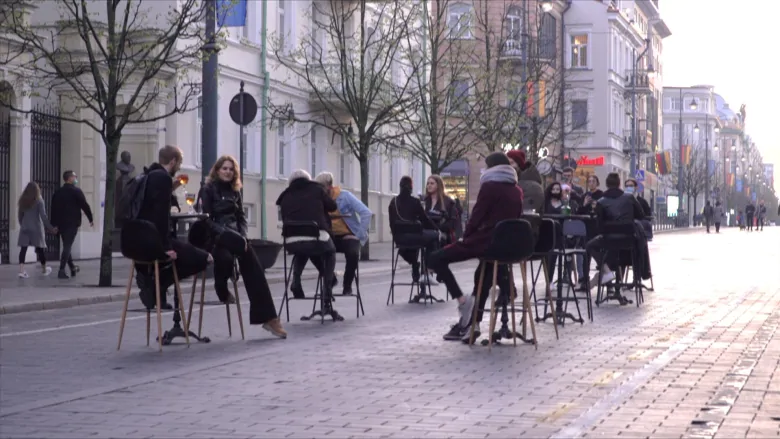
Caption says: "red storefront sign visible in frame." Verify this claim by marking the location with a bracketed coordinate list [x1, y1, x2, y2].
[577, 155, 605, 166]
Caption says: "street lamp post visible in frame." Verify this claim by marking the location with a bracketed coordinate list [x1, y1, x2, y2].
[693, 113, 719, 207]
[677, 89, 698, 225]
[629, 42, 653, 177]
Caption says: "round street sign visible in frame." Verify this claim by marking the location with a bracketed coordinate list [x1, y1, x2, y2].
[229, 91, 258, 126]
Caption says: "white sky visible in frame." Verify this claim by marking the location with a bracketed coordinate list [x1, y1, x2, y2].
[662, 0, 779, 193]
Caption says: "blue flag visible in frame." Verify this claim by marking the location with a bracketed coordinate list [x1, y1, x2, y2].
[217, 0, 247, 27]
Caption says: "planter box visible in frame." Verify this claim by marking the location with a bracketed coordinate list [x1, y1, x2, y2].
[249, 239, 282, 270]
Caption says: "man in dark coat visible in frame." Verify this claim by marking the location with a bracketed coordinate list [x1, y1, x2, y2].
[50, 170, 94, 279]
[428, 152, 524, 341]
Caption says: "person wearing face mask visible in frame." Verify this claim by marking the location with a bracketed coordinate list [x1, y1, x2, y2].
[133, 145, 212, 310]
[624, 178, 653, 240]
[544, 182, 564, 214]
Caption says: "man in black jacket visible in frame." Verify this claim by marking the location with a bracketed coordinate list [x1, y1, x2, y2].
[51, 170, 94, 279]
[586, 173, 648, 293]
[134, 145, 210, 309]
[745, 202, 756, 232]
[276, 169, 339, 300]
[388, 176, 440, 285]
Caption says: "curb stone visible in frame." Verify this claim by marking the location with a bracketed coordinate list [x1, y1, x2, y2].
[0, 265, 400, 315]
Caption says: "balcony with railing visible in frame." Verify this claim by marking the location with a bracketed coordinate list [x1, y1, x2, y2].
[499, 39, 524, 61]
[625, 69, 653, 95]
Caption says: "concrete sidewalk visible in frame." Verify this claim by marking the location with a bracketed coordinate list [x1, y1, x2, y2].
[0, 226, 701, 315]
[0, 241, 399, 315]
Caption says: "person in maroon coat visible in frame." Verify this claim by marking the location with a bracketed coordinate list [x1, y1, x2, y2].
[428, 152, 524, 340]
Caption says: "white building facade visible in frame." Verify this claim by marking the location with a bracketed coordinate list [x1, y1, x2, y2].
[0, 0, 420, 264]
[661, 85, 722, 221]
[563, 0, 670, 202]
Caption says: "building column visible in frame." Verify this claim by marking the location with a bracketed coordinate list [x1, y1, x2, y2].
[8, 94, 32, 264]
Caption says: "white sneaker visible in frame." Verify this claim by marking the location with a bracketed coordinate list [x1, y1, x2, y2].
[423, 273, 439, 286]
[457, 295, 475, 328]
[42, 266, 52, 276]
[18, 272, 29, 279]
[462, 323, 481, 343]
[600, 271, 616, 285]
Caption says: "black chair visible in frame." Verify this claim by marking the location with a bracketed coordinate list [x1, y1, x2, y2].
[559, 219, 593, 322]
[117, 219, 189, 352]
[278, 221, 344, 323]
[185, 222, 244, 341]
[529, 218, 561, 336]
[309, 249, 365, 320]
[594, 225, 644, 307]
[386, 220, 443, 306]
[467, 219, 539, 351]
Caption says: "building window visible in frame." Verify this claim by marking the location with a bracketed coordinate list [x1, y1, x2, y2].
[196, 97, 202, 167]
[572, 100, 587, 130]
[672, 123, 681, 142]
[670, 97, 680, 111]
[369, 155, 379, 191]
[449, 79, 470, 113]
[339, 147, 351, 187]
[277, 124, 286, 176]
[540, 14, 557, 62]
[448, 3, 472, 39]
[570, 34, 588, 68]
[278, 0, 288, 53]
[505, 6, 522, 42]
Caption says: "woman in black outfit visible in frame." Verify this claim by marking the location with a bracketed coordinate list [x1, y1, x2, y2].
[423, 175, 458, 243]
[199, 155, 286, 338]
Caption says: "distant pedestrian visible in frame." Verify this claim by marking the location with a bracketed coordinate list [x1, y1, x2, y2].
[713, 201, 724, 233]
[16, 182, 57, 278]
[702, 201, 714, 233]
[745, 203, 756, 232]
[51, 171, 94, 279]
[757, 200, 767, 231]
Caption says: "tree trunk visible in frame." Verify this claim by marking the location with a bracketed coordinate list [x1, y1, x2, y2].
[358, 153, 370, 261]
[98, 135, 120, 286]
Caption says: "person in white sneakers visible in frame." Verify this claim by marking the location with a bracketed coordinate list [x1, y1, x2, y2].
[586, 173, 646, 293]
[16, 182, 57, 278]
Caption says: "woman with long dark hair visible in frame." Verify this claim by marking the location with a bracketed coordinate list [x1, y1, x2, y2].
[199, 155, 286, 338]
[17, 182, 56, 278]
[424, 175, 458, 242]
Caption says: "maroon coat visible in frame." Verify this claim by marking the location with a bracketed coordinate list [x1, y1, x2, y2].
[459, 180, 524, 255]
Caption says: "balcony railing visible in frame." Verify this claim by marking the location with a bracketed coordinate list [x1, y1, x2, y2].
[625, 69, 653, 94]
[500, 39, 523, 59]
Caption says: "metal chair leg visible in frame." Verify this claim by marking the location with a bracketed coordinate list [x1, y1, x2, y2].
[171, 264, 189, 347]
[153, 261, 164, 352]
[468, 263, 487, 347]
[487, 263, 500, 352]
[521, 261, 538, 350]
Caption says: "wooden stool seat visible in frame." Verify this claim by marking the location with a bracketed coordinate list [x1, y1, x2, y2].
[187, 263, 245, 340]
[117, 259, 189, 352]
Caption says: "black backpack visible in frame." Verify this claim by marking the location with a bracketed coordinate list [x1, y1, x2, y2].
[115, 171, 149, 228]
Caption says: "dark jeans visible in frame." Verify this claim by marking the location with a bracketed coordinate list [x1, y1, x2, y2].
[396, 229, 440, 280]
[137, 240, 209, 308]
[288, 239, 337, 298]
[213, 242, 278, 325]
[59, 227, 78, 271]
[758, 217, 764, 230]
[19, 247, 45, 265]
[472, 261, 511, 324]
[293, 235, 360, 290]
[705, 218, 711, 233]
[715, 222, 721, 233]
[747, 214, 754, 230]
[427, 243, 480, 299]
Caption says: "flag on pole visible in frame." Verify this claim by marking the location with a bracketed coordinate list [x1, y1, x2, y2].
[217, 0, 247, 27]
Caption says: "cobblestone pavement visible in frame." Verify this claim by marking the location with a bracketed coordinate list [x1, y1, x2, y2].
[0, 228, 778, 438]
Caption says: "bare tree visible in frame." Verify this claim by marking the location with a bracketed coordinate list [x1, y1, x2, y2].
[395, 0, 473, 175]
[457, 0, 584, 161]
[676, 143, 708, 217]
[266, 0, 421, 259]
[0, 0, 209, 286]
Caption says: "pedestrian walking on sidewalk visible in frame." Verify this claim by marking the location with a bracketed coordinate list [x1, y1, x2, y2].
[702, 201, 714, 233]
[713, 201, 724, 233]
[17, 182, 57, 278]
[51, 171, 94, 279]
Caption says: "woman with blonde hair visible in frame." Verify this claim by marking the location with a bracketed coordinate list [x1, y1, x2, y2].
[16, 182, 56, 278]
[197, 155, 286, 338]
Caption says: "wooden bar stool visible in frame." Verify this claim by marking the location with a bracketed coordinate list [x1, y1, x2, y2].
[117, 220, 189, 352]
[187, 262, 245, 340]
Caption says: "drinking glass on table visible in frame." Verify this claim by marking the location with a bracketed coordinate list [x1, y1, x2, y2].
[185, 193, 196, 213]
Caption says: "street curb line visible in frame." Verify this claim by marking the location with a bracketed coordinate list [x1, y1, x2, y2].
[0, 265, 401, 316]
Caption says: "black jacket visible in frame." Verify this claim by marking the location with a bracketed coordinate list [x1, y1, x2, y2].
[637, 196, 652, 217]
[51, 183, 94, 230]
[745, 204, 756, 216]
[577, 189, 604, 215]
[200, 180, 248, 236]
[389, 191, 436, 233]
[136, 163, 174, 250]
[276, 178, 337, 232]
[424, 195, 457, 234]
[596, 188, 645, 229]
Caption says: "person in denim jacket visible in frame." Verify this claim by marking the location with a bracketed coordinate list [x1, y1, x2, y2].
[290, 172, 373, 297]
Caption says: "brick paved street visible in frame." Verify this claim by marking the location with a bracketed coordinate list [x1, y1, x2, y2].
[0, 228, 778, 438]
